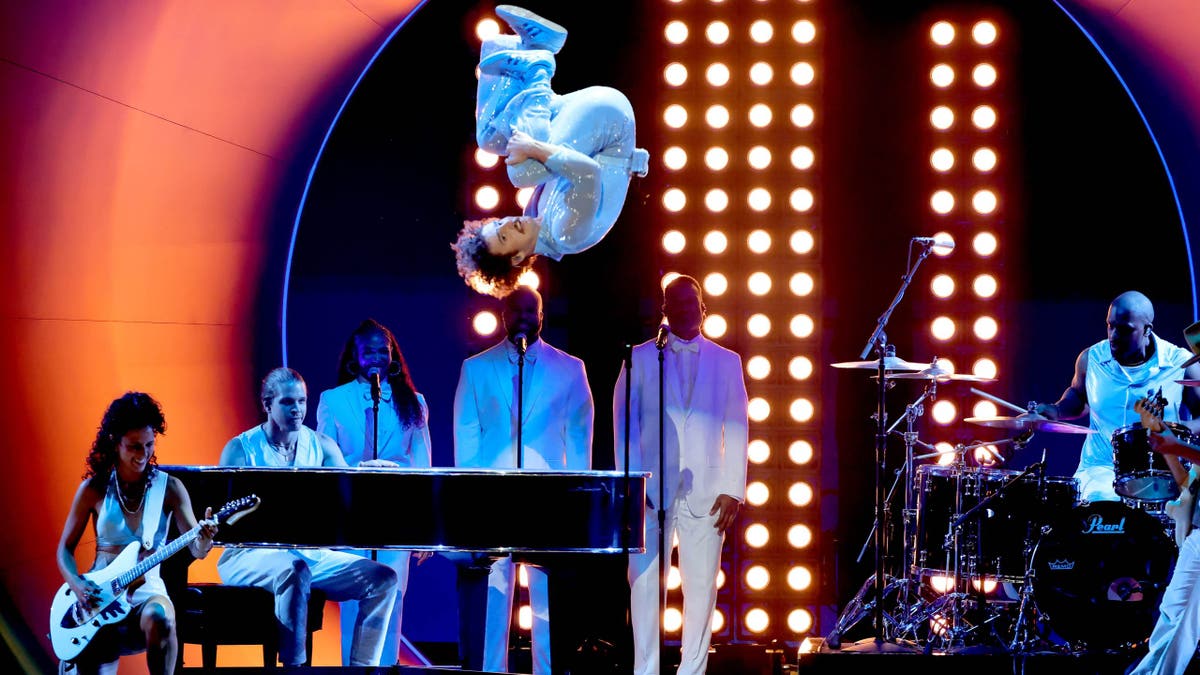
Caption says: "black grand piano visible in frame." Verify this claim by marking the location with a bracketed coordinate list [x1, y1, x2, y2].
[163, 466, 648, 553]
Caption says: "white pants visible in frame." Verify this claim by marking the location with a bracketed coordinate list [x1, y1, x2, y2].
[628, 497, 724, 675]
[1131, 531, 1200, 674]
[1075, 465, 1120, 503]
[339, 549, 411, 666]
[217, 548, 397, 666]
[483, 556, 551, 674]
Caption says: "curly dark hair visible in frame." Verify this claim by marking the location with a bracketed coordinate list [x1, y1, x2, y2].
[452, 217, 535, 298]
[335, 319, 426, 429]
[84, 392, 166, 484]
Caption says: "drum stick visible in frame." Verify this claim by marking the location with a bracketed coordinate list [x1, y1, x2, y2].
[970, 387, 1027, 414]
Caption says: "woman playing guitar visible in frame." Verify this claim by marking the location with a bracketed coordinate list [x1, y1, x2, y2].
[55, 392, 218, 674]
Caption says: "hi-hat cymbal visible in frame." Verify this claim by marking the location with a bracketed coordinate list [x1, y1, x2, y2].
[963, 415, 1096, 434]
[831, 356, 925, 371]
[888, 366, 996, 383]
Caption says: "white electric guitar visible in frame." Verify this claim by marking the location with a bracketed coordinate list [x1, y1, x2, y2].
[1134, 395, 1200, 549]
[49, 494, 259, 662]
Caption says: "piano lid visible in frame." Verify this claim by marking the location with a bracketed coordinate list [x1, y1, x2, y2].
[164, 466, 647, 554]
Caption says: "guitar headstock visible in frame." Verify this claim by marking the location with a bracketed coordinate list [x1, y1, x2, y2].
[1135, 387, 1168, 433]
[214, 494, 261, 527]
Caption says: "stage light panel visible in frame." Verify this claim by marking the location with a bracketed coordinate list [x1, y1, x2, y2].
[930, 63, 955, 87]
[973, 63, 997, 87]
[789, 440, 814, 465]
[973, 400, 999, 418]
[788, 356, 813, 380]
[791, 103, 815, 128]
[748, 397, 770, 422]
[662, 230, 686, 254]
[931, 105, 955, 130]
[665, 20, 689, 45]
[788, 481, 813, 507]
[974, 316, 999, 340]
[745, 523, 770, 548]
[748, 439, 771, 464]
[789, 314, 815, 338]
[932, 233, 955, 256]
[705, 188, 730, 212]
[663, 188, 686, 212]
[748, 272, 772, 295]
[972, 104, 997, 129]
[747, 355, 771, 380]
[747, 230, 772, 254]
[705, 146, 730, 170]
[930, 21, 955, 46]
[931, 400, 958, 424]
[749, 103, 773, 127]
[750, 62, 774, 85]
[704, 314, 728, 338]
[747, 313, 771, 337]
[787, 566, 813, 592]
[973, 21, 998, 46]
[706, 20, 730, 45]
[706, 104, 731, 129]
[746, 481, 770, 507]
[706, 62, 731, 86]
[750, 20, 774, 43]
[973, 273, 997, 298]
[472, 311, 498, 336]
[790, 230, 815, 254]
[791, 146, 815, 169]
[935, 442, 956, 466]
[664, 104, 688, 128]
[749, 188, 772, 211]
[972, 147, 998, 172]
[931, 316, 956, 340]
[703, 272, 728, 296]
[748, 146, 772, 169]
[746, 565, 770, 590]
[973, 189, 998, 214]
[704, 230, 729, 254]
[788, 609, 813, 633]
[518, 605, 532, 630]
[789, 398, 814, 422]
[930, 148, 955, 172]
[973, 231, 998, 256]
[786, 525, 812, 549]
[664, 62, 688, 86]
[930, 190, 955, 214]
[789, 272, 814, 296]
[792, 20, 816, 44]
[973, 358, 997, 379]
[931, 273, 955, 298]
[790, 62, 815, 86]
[663, 146, 687, 171]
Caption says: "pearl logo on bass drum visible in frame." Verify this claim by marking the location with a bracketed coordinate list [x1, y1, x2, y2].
[1081, 514, 1126, 534]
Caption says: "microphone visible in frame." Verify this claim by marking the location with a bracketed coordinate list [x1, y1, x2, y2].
[655, 324, 670, 350]
[514, 332, 528, 356]
[368, 369, 382, 404]
[913, 236, 955, 250]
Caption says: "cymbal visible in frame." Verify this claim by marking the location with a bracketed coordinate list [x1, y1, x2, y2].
[887, 366, 996, 383]
[963, 415, 1097, 434]
[831, 356, 925, 371]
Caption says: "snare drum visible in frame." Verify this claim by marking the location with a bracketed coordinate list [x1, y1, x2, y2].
[1112, 423, 1182, 502]
[913, 465, 1077, 581]
[1032, 501, 1176, 649]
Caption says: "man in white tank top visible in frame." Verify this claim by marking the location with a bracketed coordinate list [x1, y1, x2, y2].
[216, 367, 400, 667]
[1034, 291, 1200, 501]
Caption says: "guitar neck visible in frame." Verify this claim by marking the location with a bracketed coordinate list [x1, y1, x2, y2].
[115, 524, 199, 591]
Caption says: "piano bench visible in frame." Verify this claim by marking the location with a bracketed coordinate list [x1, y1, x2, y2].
[177, 583, 326, 668]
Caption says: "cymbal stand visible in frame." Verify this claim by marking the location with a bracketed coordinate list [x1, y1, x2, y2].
[1008, 448, 1050, 654]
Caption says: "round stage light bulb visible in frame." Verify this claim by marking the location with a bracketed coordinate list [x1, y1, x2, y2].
[788, 356, 813, 380]
[789, 440, 814, 465]
[704, 230, 729, 254]
[664, 62, 688, 87]
[705, 146, 729, 171]
[663, 104, 688, 129]
[472, 311, 498, 336]
[748, 440, 770, 464]
[703, 272, 728, 297]
[663, 146, 687, 171]
[792, 146, 815, 170]
[662, 230, 686, 254]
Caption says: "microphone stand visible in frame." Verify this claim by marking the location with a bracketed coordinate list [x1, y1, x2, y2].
[656, 337, 667, 673]
[841, 242, 934, 653]
[370, 372, 381, 563]
[516, 341, 526, 469]
[623, 343, 633, 557]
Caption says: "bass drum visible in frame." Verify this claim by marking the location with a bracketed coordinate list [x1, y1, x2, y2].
[1032, 501, 1177, 648]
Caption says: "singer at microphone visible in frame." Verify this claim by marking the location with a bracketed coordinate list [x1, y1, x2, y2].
[913, 236, 955, 250]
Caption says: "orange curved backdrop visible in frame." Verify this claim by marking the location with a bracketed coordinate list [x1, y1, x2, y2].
[0, 1, 420, 669]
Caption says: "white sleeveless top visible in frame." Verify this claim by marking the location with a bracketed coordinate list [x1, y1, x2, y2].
[92, 469, 170, 605]
[1081, 333, 1192, 472]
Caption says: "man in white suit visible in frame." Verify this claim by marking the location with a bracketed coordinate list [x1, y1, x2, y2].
[453, 285, 594, 674]
[614, 275, 749, 675]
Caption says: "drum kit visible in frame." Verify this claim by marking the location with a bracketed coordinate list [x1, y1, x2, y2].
[826, 353, 1182, 655]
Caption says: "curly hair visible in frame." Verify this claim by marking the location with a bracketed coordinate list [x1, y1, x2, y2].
[452, 218, 535, 298]
[335, 319, 426, 429]
[84, 392, 166, 483]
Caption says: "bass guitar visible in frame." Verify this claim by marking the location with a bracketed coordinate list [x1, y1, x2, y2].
[1135, 393, 1200, 548]
[49, 494, 259, 661]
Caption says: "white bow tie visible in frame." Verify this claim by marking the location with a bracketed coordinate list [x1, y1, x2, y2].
[670, 339, 699, 354]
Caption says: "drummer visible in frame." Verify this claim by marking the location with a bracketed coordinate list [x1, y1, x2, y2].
[1030, 290, 1200, 503]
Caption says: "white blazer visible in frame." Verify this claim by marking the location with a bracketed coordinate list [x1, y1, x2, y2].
[316, 380, 432, 467]
[453, 338, 593, 470]
[613, 335, 749, 511]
